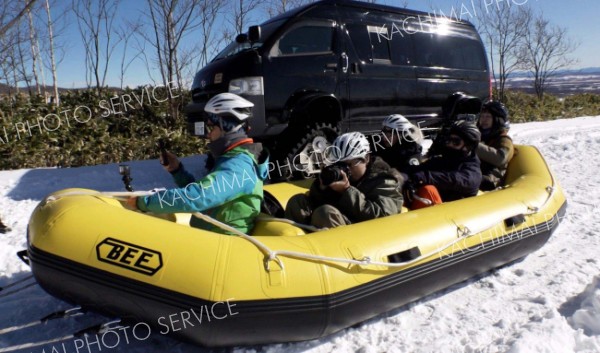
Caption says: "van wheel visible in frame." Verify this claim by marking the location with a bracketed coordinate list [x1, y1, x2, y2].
[272, 123, 340, 180]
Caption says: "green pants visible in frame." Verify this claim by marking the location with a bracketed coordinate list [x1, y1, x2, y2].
[285, 194, 350, 229]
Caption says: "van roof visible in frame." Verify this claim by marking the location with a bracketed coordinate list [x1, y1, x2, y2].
[263, 0, 476, 27]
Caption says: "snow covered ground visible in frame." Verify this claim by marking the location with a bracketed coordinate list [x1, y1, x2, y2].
[1, 116, 600, 353]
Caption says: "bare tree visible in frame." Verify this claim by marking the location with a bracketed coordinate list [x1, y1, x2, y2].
[198, 0, 226, 68]
[217, 0, 260, 64]
[518, 13, 578, 100]
[11, 44, 22, 96]
[264, 0, 313, 17]
[26, 0, 42, 96]
[15, 19, 34, 96]
[45, 0, 61, 104]
[0, 13, 31, 96]
[72, 0, 122, 94]
[117, 21, 143, 89]
[228, 0, 261, 36]
[476, 3, 532, 102]
[140, 0, 226, 118]
[0, 32, 20, 102]
[0, 0, 38, 38]
[0, 0, 37, 102]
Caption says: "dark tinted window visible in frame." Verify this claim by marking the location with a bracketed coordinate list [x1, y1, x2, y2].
[347, 23, 415, 65]
[389, 31, 414, 65]
[413, 32, 486, 70]
[277, 25, 334, 55]
[346, 24, 371, 62]
[368, 26, 391, 62]
[347, 24, 392, 64]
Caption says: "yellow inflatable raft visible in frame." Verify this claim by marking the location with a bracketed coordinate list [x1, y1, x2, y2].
[27, 145, 566, 347]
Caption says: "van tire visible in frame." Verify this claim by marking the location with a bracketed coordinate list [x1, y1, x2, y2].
[272, 123, 340, 180]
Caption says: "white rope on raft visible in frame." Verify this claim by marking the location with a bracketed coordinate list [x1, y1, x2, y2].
[191, 211, 516, 272]
[44, 177, 556, 272]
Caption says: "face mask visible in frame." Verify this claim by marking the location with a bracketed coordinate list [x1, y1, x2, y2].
[442, 145, 468, 159]
[480, 128, 492, 139]
[207, 130, 248, 159]
[207, 137, 228, 159]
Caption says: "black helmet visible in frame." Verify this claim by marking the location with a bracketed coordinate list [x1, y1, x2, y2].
[482, 101, 510, 129]
[449, 120, 481, 147]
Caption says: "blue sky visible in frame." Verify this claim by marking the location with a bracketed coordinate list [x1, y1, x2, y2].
[50, 0, 599, 89]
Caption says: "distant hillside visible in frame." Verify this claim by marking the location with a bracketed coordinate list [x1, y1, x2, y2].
[502, 69, 600, 96]
[503, 67, 600, 79]
[0, 83, 73, 96]
[0, 84, 124, 96]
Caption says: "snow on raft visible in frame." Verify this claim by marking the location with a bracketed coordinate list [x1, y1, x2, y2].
[1, 116, 600, 353]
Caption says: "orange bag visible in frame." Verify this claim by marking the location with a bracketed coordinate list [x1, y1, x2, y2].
[411, 185, 443, 209]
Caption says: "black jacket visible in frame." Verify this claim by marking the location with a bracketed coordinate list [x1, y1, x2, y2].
[371, 140, 423, 172]
[407, 151, 482, 202]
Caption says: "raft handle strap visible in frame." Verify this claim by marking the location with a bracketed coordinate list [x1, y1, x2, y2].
[504, 214, 526, 228]
[264, 255, 285, 272]
[388, 247, 422, 263]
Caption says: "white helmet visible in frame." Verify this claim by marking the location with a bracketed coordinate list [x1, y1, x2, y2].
[204, 93, 254, 121]
[382, 114, 424, 144]
[327, 132, 370, 163]
[382, 114, 410, 129]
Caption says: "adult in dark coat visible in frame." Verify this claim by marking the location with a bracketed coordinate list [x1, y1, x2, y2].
[286, 132, 404, 229]
[404, 121, 482, 203]
[477, 101, 514, 191]
[371, 114, 424, 171]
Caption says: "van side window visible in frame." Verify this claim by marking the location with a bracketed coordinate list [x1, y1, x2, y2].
[413, 32, 486, 70]
[389, 32, 414, 65]
[346, 24, 392, 64]
[274, 25, 334, 56]
[367, 25, 391, 63]
[346, 24, 371, 62]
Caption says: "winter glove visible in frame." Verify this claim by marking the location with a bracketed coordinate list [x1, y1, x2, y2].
[161, 151, 181, 173]
[399, 173, 417, 204]
[410, 171, 427, 187]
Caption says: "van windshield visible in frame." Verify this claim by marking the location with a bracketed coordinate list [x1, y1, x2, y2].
[212, 19, 285, 61]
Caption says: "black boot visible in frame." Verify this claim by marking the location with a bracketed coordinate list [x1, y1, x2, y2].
[0, 218, 10, 234]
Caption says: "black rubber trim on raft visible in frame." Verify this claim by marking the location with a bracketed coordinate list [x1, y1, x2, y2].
[28, 201, 567, 347]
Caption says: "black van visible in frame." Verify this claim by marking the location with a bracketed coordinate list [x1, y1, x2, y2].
[186, 0, 490, 176]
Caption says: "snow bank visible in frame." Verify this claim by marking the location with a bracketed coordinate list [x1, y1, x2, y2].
[569, 276, 600, 336]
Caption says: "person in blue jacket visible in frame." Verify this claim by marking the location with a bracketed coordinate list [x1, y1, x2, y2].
[127, 93, 269, 234]
[403, 120, 482, 207]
